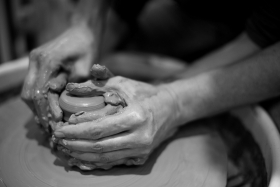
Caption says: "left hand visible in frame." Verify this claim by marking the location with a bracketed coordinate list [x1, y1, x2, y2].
[54, 66, 180, 170]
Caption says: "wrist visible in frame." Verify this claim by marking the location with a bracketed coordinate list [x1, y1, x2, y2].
[157, 85, 185, 128]
[165, 78, 208, 124]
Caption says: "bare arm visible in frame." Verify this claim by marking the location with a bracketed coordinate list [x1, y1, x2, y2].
[177, 32, 261, 78]
[168, 41, 280, 125]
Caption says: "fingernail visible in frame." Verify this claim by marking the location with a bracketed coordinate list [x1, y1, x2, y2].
[75, 111, 85, 116]
[54, 131, 65, 138]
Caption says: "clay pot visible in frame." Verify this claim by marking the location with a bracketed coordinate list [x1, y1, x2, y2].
[59, 90, 105, 121]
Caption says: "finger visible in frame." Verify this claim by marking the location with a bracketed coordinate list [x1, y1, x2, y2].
[68, 104, 123, 124]
[54, 110, 134, 139]
[48, 91, 63, 122]
[67, 158, 97, 170]
[63, 148, 144, 163]
[124, 157, 148, 166]
[58, 133, 136, 153]
[103, 91, 126, 107]
[54, 121, 69, 130]
[21, 57, 38, 114]
[71, 157, 146, 170]
[68, 158, 128, 170]
[34, 115, 45, 130]
[91, 64, 114, 80]
[93, 158, 128, 169]
[32, 90, 49, 130]
[49, 72, 67, 92]
[66, 80, 106, 96]
[33, 57, 60, 129]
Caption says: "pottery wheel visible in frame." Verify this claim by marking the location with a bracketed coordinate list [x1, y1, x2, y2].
[0, 98, 227, 187]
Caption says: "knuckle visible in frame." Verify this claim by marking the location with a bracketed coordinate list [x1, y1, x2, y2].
[139, 135, 153, 147]
[92, 144, 103, 152]
[32, 89, 43, 101]
[131, 157, 147, 165]
[99, 154, 110, 162]
[130, 109, 146, 124]
[88, 128, 102, 139]
[30, 49, 50, 65]
[21, 84, 33, 101]
[114, 76, 127, 83]
[29, 49, 39, 60]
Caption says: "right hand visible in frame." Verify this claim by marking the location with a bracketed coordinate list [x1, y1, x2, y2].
[54, 66, 181, 170]
[21, 24, 96, 132]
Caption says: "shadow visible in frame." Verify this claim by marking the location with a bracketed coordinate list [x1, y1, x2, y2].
[23, 116, 169, 176]
[24, 117, 51, 148]
[23, 114, 227, 177]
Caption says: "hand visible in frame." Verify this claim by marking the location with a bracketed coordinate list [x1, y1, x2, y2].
[21, 25, 96, 132]
[54, 67, 180, 170]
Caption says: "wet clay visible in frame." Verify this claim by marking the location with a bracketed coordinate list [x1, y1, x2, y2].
[0, 98, 227, 187]
[59, 90, 106, 121]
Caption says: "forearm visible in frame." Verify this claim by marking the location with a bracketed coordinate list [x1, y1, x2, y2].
[168, 41, 280, 125]
[178, 32, 261, 78]
[71, 0, 112, 27]
[64, 0, 113, 64]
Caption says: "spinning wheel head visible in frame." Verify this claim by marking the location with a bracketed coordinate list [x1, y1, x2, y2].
[59, 90, 105, 121]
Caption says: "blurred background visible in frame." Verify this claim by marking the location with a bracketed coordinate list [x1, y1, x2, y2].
[0, 1, 280, 186]
[0, 0, 72, 63]
[0, 0, 75, 97]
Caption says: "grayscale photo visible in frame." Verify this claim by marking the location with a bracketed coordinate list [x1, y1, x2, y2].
[0, 0, 279, 186]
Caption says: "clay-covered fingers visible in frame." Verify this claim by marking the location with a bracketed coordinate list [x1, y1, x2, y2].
[67, 158, 96, 170]
[68, 104, 123, 124]
[67, 157, 136, 170]
[48, 72, 68, 123]
[87, 157, 147, 169]
[48, 91, 62, 122]
[58, 133, 138, 153]
[21, 56, 38, 115]
[91, 64, 114, 80]
[67, 157, 147, 170]
[33, 60, 61, 129]
[49, 72, 67, 92]
[62, 148, 147, 163]
[54, 111, 135, 140]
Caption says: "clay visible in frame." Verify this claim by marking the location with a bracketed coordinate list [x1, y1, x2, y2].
[103, 91, 126, 107]
[49, 72, 67, 92]
[91, 64, 114, 80]
[66, 81, 105, 96]
[59, 90, 105, 121]
[0, 98, 227, 187]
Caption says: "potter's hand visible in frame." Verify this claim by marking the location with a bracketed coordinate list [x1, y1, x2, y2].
[54, 69, 180, 169]
[21, 25, 96, 132]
